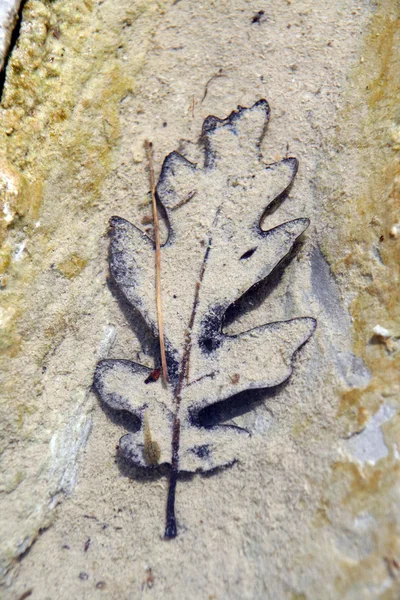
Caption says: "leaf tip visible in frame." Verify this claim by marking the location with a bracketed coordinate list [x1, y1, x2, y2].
[202, 99, 270, 136]
[281, 155, 299, 174]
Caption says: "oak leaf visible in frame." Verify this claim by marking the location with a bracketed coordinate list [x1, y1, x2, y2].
[94, 100, 316, 537]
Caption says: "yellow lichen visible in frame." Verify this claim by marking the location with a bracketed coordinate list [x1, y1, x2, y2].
[0, 305, 21, 354]
[321, 0, 400, 430]
[0, 159, 39, 246]
[57, 253, 87, 279]
[0, 0, 151, 358]
[314, 1, 400, 593]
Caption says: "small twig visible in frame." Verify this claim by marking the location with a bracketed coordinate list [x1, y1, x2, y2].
[144, 140, 169, 383]
[201, 68, 228, 103]
[186, 371, 215, 387]
[191, 94, 195, 118]
[170, 190, 197, 211]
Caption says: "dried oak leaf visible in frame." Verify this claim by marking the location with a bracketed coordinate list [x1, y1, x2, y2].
[94, 99, 316, 537]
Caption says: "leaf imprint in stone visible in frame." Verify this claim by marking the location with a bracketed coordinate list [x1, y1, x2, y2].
[93, 99, 316, 538]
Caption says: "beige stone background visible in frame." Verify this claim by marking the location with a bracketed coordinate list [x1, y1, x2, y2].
[0, 0, 399, 598]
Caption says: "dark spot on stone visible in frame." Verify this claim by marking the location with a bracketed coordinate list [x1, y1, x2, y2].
[199, 309, 224, 354]
[18, 591, 33, 600]
[251, 10, 265, 24]
[240, 247, 257, 260]
[190, 445, 210, 458]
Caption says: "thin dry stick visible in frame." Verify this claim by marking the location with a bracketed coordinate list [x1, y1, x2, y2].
[145, 140, 169, 383]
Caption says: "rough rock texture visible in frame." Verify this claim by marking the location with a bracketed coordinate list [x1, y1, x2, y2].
[0, 0, 399, 598]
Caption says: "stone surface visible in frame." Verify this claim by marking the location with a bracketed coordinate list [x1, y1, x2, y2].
[0, 0, 399, 598]
[0, 0, 22, 72]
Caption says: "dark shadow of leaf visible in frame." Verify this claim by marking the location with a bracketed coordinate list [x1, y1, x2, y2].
[195, 381, 287, 428]
[223, 236, 305, 329]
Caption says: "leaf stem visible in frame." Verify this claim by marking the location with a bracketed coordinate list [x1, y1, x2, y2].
[165, 417, 180, 538]
[165, 240, 212, 538]
[145, 140, 169, 384]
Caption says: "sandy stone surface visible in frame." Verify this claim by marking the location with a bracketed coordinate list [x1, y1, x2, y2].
[0, 0, 399, 598]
